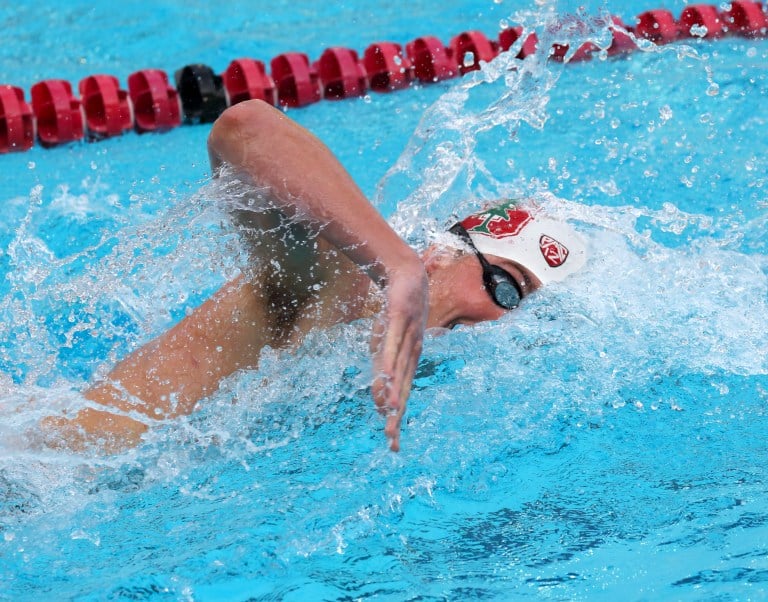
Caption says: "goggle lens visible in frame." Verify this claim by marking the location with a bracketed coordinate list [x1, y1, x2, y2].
[489, 273, 521, 310]
[449, 223, 524, 311]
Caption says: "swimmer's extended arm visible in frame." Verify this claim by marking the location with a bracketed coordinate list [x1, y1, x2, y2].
[45, 101, 426, 454]
[207, 100, 428, 450]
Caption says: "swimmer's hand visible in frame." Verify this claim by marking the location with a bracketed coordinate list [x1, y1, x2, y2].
[370, 259, 429, 452]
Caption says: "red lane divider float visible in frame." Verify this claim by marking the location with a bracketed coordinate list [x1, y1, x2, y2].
[724, 0, 768, 34]
[498, 27, 539, 57]
[680, 4, 725, 38]
[2, 0, 768, 153]
[364, 43, 413, 91]
[30, 79, 84, 147]
[79, 75, 132, 138]
[450, 31, 498, 74]
[0, 85, 34, 152]
[127, 69, 181, 132]
[634, 9, 680, 44]
[270, 52, 320, 107]
[406, 36, 457, 82]
[316, 47, 367, 99]
[223, 59, 276, 105]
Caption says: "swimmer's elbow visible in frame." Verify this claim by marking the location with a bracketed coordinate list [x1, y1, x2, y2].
[208, 100, 285, 173]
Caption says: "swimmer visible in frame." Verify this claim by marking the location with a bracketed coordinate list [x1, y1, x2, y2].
[44, 100, 587, 453]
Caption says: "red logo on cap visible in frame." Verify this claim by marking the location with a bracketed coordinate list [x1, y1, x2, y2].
[539, 235, 569, 267]
[462, 207, 532, 238]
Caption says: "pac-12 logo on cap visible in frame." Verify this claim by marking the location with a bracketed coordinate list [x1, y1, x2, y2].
[539, 234, 569, 267]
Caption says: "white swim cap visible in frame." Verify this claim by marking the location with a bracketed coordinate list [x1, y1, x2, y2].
[456, 200, 588, 284]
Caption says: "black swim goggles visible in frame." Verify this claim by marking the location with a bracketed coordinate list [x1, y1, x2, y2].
[449, 223, 524, 310]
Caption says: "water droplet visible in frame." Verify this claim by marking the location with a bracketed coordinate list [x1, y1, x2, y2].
[27, 161, 35, 170]
[690, 24, 708, 38]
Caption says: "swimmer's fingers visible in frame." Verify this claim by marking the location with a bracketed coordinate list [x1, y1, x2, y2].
[370, 275, 426, 409]
[371, 318, 420, 451]
[382, 320, 423, 452]
[370, 269, 428, 451]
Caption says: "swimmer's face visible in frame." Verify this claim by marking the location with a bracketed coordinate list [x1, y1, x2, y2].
[422, 245, 541, 329]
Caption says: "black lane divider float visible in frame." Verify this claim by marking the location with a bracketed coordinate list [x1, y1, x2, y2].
[1, 2, 766, 153]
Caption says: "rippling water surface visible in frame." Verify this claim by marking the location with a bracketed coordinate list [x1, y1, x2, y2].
[1, 0, 767, 600]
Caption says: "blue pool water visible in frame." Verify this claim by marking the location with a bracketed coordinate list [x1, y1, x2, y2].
[2, 1, 768, 600]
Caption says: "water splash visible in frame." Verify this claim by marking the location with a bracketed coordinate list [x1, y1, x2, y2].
[2, 6, 768, 598]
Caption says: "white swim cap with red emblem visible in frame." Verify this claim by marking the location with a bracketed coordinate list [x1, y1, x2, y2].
[457, 200, 588, 284]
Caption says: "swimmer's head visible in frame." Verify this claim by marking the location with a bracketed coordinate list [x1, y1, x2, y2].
[451, 199, 588, 286]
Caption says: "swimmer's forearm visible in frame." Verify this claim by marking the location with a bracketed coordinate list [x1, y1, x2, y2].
[41, 407, 147, 454]
[48, 277, 272, 453]
[207, 100, 420, 286]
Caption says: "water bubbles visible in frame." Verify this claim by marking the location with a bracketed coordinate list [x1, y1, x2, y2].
[594, 99, 605, 120]
[690, 24, 709, 38]
[659, 104, 673, 124]
[704, 64, 720, 96]
[27, 161, 35, 170]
